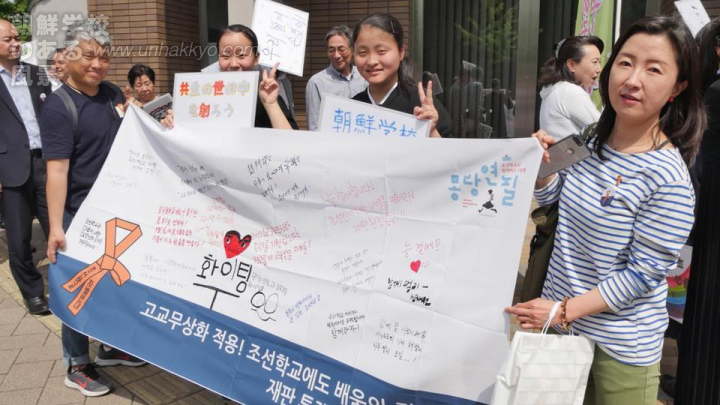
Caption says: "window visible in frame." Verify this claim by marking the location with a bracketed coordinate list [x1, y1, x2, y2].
[423, 0, 519, 138]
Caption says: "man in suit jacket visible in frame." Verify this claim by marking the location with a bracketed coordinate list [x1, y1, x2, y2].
[0, 19, 52, 314]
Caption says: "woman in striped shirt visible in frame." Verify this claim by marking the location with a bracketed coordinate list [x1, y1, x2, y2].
[506, 16, 705, 404]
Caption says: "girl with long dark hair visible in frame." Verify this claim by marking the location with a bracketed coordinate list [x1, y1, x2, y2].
[162, 24, 297, 130]
[351, 13, 453, 138]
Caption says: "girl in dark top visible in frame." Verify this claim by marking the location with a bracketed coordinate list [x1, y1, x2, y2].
[162, 24, 297, 130]
[351, 13, 453, 138]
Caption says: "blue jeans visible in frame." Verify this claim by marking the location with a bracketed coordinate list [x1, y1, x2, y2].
[61, 211, 91, 368]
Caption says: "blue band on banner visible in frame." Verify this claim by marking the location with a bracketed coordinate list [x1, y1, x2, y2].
[49, 254, 485, 405]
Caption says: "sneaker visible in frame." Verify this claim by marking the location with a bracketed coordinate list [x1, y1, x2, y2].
[94, 344, 146, 367]
[64, 363, 111, 397]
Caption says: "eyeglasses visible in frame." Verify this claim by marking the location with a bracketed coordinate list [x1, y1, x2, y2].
[327, 46, 349, 55]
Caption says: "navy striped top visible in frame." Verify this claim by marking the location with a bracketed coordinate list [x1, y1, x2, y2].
[535, 138, 695, 366]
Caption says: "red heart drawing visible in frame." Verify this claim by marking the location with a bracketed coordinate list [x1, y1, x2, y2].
[410, 260, 421, 273]
[224, 231, 252, 258]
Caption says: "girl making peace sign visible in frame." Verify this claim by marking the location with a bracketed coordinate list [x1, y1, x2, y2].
[161, 25, 297, 130]
[351, 13, 453, 138]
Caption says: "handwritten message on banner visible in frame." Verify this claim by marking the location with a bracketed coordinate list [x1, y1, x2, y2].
[318, 94, 431, 138]
[251, 0, 309, 76]
[172, 71, 259, 129]
[49, 107, 543, 404]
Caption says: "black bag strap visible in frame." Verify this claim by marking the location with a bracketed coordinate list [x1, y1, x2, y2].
[53, 86, 78, 141]
[581, 122, 597, 143]
[279, 76, 296, 121]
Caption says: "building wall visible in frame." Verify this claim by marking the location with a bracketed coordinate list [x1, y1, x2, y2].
[25, 0, 87, 66]
[700, 0, 720, 17]
[88, 0, 201, 94]
[286, 0, 412, 129]
[30, 0, 88, 46]
[228, 0, 255, 27]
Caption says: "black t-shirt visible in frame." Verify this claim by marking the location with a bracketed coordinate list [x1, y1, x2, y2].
[255, 95, 298, 129]
[40, 82, 125, 216]
[352, 85, 454, 137]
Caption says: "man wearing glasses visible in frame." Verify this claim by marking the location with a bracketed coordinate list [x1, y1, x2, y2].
[305, 26, 367, 131]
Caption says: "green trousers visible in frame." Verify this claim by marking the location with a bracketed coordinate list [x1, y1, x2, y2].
[584, 345, 661, 405]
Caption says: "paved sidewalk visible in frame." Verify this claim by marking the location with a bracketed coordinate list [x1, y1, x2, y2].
[0, 224, 229, 404]
[0, 215, 676, 404]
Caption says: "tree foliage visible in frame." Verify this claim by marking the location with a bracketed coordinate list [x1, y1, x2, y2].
[1, 0, 33, 40]
[455, 1, 519, 65]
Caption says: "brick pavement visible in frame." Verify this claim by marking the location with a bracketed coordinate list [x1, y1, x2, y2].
[0, 224, 229, 404]
[0, 213, 676, 404]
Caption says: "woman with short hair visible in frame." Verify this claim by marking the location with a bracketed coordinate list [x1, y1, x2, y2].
[127, 64, 157, 105]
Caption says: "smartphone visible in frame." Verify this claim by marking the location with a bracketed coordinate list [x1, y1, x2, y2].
[537, 134, 592, 178]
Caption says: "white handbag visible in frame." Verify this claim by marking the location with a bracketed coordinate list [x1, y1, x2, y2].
[491, 302, 595, 405]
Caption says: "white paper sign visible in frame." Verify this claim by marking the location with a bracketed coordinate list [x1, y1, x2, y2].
[318, 94, 431, 138]
[251, 0, 309, 76]
[142, 93, 173, 122]
[172, 71, 259, 129]
[675, 0, 710, 37]
[54, 106, 543, 404]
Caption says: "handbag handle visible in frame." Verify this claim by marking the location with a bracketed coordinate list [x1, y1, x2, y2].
[540, 302, 562, 335]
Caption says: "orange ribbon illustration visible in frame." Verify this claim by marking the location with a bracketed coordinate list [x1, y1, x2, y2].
[62, 218, 142, 316]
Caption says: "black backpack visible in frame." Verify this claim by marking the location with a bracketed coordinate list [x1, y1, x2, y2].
[52, 85, 79, 136]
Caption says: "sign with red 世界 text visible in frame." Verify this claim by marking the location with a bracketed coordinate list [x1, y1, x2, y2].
[172, 71, 259, 129]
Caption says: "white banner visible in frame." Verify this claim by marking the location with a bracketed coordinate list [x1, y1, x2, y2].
[51, 106, 543, 404]
[172, 71, 259, 129]
[318, 94, 431, 138]
[252, 0, 309, 77]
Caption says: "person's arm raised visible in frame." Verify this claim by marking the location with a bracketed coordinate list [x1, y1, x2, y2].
[413, 81, 442, 138]
[532, 130, 558, 189]
[259, 63, 293, 130]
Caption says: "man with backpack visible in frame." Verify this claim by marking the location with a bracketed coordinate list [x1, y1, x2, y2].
[40, 20, 144, 397]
